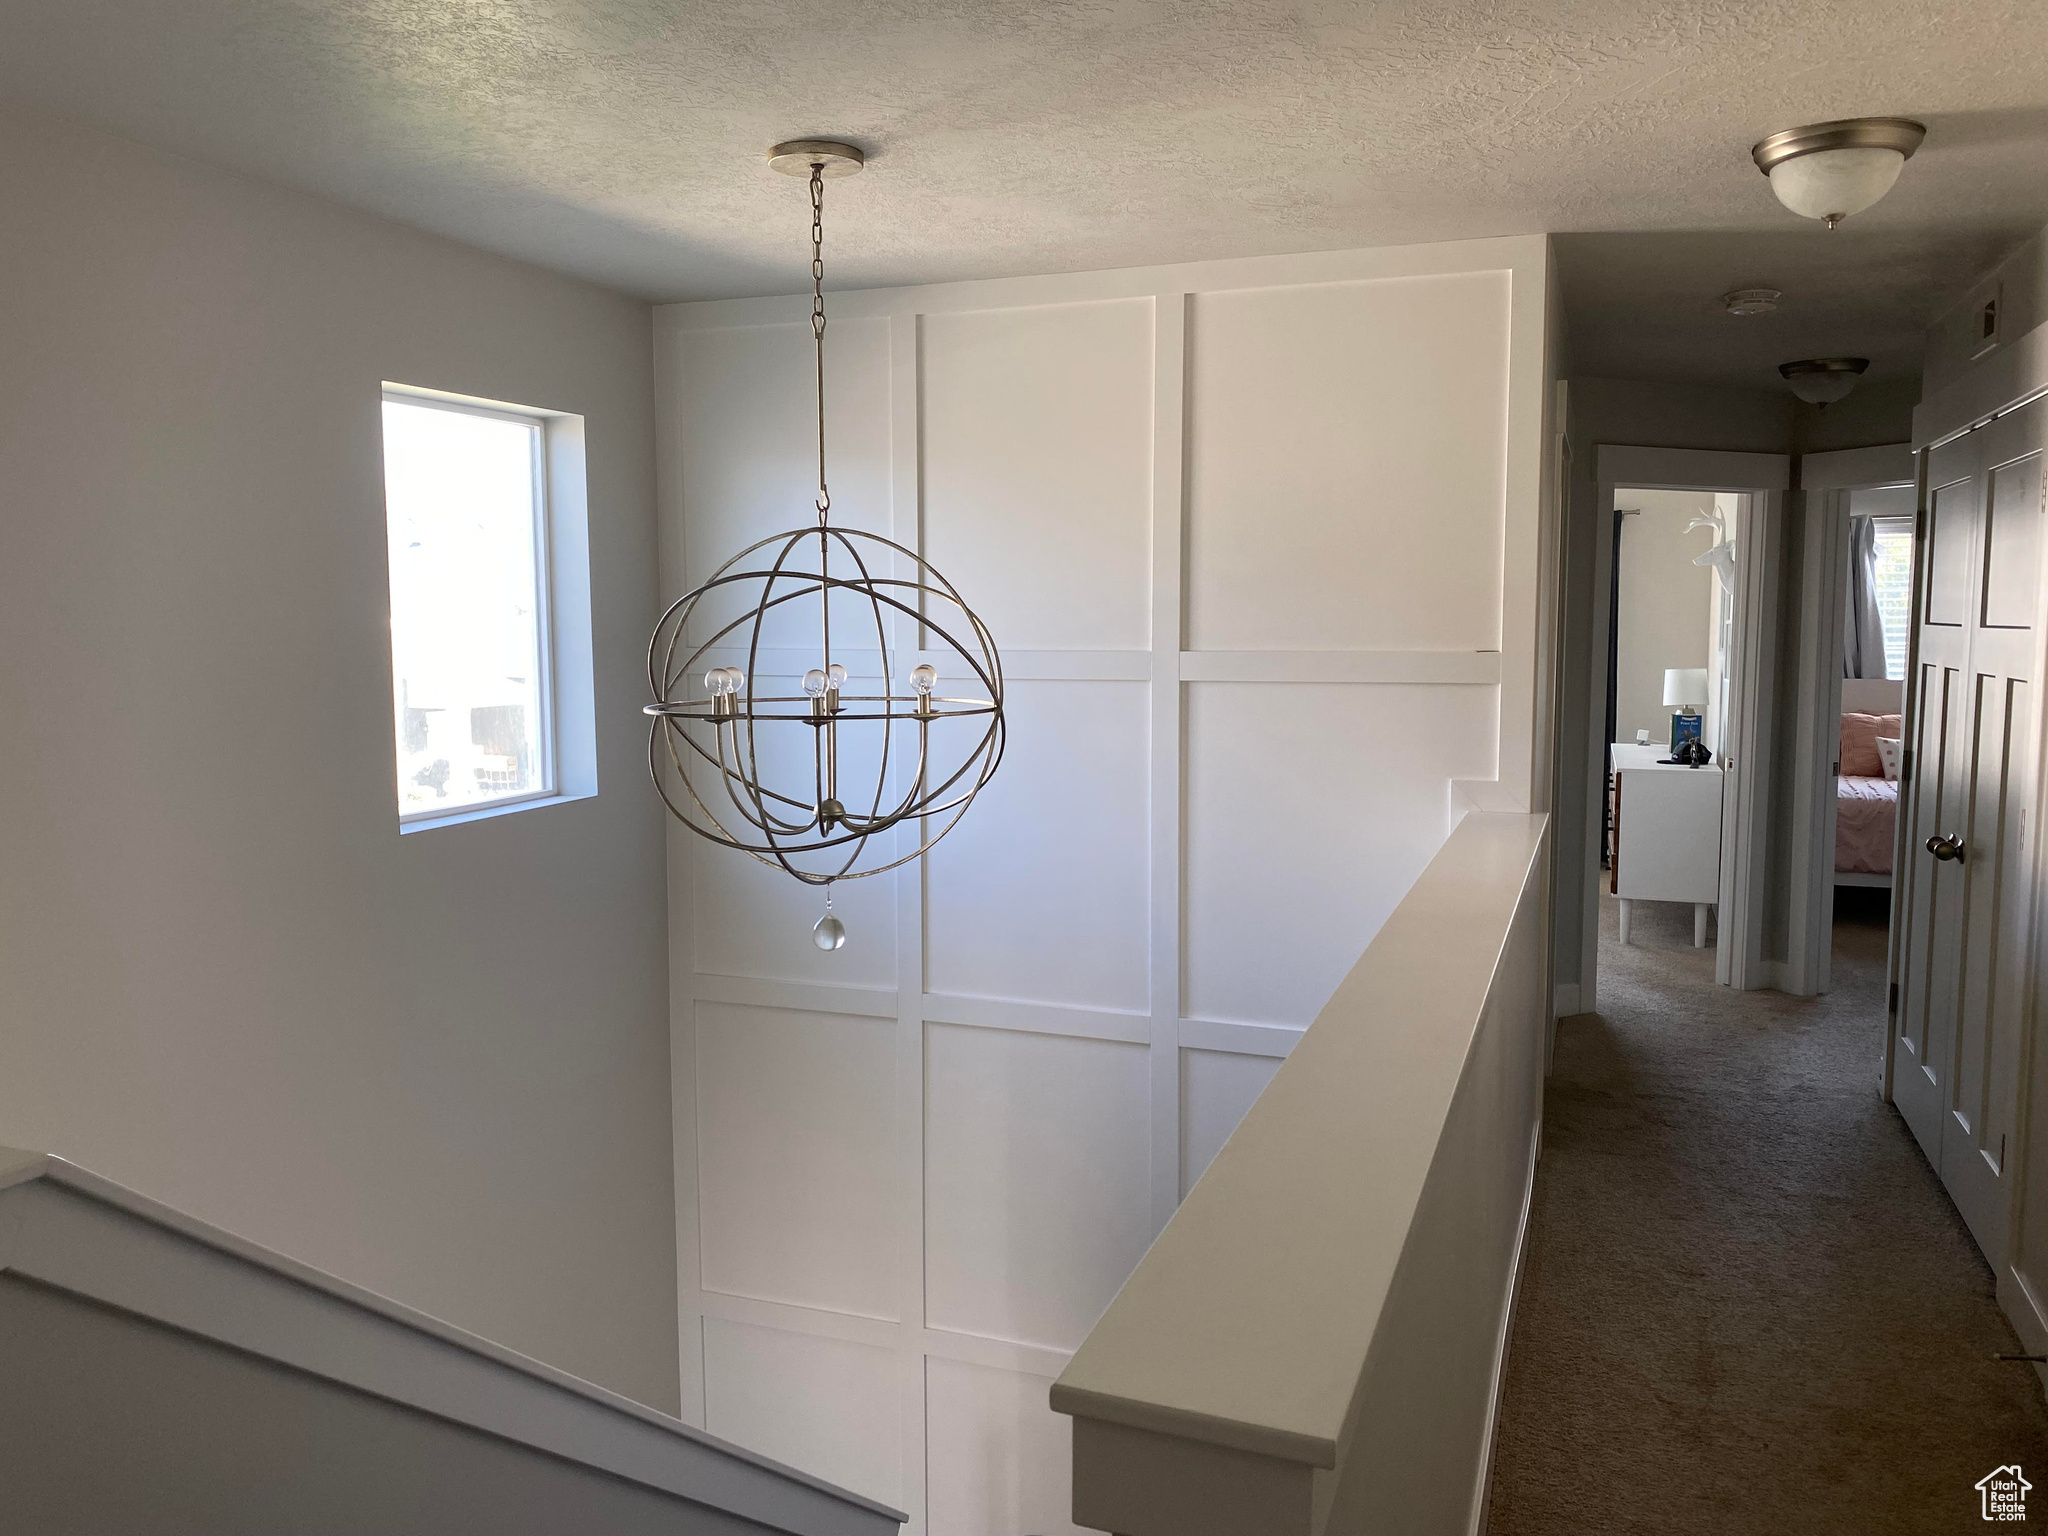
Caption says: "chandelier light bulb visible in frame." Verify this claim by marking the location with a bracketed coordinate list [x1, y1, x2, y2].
[724, 667, 746, 694]
[802, 669, 828, 697]
[1751, 119, 1925, 228]
[704, 668, 727, 696]
[827, 663, 848, 689]
[911, 664, 938, 694]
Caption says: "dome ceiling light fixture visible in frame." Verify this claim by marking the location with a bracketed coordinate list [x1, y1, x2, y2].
[644, 140, 1006, 953]
[1722, 288, 1782, 316]
[1779, 356, 1870, 406]
[1751, 118, 1926, 229]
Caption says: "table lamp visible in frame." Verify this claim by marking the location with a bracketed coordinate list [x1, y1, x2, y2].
[1664, 667, 1709, 751]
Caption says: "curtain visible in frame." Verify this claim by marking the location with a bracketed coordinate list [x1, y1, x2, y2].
[1843, 514, 1887, 679]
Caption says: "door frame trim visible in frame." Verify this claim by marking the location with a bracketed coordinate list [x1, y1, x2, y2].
[1586, 446, 1791, 1009]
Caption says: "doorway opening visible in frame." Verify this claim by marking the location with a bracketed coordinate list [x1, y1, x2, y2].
[1792, 452, 1915, 1023]
[1603, 487, 1740, 965]
[1580, 446, 1790, 1010]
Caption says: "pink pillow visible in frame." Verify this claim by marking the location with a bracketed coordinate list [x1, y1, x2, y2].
[1841, 712, 1901, 778]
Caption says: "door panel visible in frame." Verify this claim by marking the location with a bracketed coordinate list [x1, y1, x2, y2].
[1945, 674, 2030, 1256]
[1925, 474, 1975, 626]
[1896, 659, 1966, 1158]
[1896, 401, 2046, 1270]
[1984, 451, 2043, 630]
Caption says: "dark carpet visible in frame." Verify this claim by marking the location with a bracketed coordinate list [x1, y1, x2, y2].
[1485, 891, 2048, 1535]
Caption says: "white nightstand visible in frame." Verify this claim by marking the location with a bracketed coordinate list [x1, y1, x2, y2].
[1610, 742, 1724, 947]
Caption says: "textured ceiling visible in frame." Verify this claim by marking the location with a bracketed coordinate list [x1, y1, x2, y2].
[5, 1, 2048, 389]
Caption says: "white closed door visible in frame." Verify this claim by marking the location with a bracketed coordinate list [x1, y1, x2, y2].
[1893, 397, 2044, 1262]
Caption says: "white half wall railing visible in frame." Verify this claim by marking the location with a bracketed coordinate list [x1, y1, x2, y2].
[0, 1148, 906, 1536]
[1050, 813, 1552, 1536]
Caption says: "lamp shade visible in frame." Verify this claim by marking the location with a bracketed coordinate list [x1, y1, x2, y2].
[1779, 356, 1869, 405]
[1664, 668, 1709, 708]
[1767, 148, 1906, 223]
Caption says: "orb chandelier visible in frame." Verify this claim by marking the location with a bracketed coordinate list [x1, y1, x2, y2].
[645, 140, 1005, 952]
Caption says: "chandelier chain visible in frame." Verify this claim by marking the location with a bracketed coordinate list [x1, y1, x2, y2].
[810, 163, 830, 524]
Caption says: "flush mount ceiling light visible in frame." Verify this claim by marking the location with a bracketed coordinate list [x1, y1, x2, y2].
[644, 140, 1005, 953]
[1779, 356, 1869, 405]
[1722, 288, 1782, 316]
[1751, 118, 1925, 228]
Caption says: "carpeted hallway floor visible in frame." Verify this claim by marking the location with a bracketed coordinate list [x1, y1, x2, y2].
[1486, 891, 2048, 1535]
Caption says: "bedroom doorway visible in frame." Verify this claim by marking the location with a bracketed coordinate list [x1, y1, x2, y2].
[1785, 444, 1916, 1003]
[1604, 487, 1737, 953]
[1580, 446, 1791, 1013]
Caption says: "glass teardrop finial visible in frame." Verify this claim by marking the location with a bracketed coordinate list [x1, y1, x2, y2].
[812, 913, 847, 951]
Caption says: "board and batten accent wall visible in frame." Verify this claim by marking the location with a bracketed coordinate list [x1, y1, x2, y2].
[653, 235, 1554, 1534]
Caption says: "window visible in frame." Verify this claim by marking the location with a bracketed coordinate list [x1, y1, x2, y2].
[382, 392, 553, 822]
[1871, 516, 1913, 681]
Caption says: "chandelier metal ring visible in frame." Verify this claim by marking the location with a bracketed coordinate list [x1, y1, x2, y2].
[645, 523, 1006, 883]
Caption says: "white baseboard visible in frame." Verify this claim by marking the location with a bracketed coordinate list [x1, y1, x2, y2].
[1465, 1117, 1544, 1536]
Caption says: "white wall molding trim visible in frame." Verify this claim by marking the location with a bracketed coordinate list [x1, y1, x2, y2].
[661, 236, 1549, 333]
[1178, 650, 1502, 685]
[693, 1293, 903, 1350]
[923, 993, 1153, 1046]
[694, 973, 901, 1020]
[684, 1293, 1077, 1384]
[658, 233, 1556, 1530]
[1175, 1018, 1308, 1057]
[690, 645, 1155, 683]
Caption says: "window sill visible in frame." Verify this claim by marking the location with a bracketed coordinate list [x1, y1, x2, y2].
[398, 789, 594, 835]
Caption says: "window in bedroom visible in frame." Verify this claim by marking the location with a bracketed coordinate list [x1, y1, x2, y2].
[382, 391, 555, 823]
[1870, 516, 1913, 681]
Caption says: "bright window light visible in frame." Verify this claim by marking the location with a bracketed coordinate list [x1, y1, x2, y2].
[1871, 516, 1913, 681]
[382, 393, 553, 822]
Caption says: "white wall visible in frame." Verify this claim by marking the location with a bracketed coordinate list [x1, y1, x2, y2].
[0, 105, 679, 1411]
[1613, 488, 1716, 745]
[1923, 225, 2048, 398]
[655, 236, 1552, 1529]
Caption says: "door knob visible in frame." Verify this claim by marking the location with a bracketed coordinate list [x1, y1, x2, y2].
[1926, 833, 1966, 863]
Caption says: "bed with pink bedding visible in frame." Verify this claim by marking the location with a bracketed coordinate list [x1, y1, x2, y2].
[1836, 709, 1902, 883]
[1836, 775, 1898, 877]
